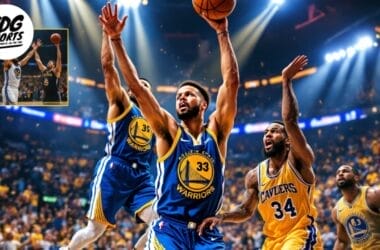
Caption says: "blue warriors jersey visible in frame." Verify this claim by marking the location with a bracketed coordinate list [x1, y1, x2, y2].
[104, 103, 155, 169]
[336, 186, 380, 250]
[154, 126, 224, 222]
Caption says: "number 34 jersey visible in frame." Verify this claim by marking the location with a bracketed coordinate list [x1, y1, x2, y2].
[257, 159, 319, 238]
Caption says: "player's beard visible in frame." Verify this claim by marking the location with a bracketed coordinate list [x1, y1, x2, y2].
[263, 139, 286, 158]
[177, 105, 200, 120]
[337, 178, 356, 189]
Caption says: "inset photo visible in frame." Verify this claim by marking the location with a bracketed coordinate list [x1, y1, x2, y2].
[1, 28, 68, 106]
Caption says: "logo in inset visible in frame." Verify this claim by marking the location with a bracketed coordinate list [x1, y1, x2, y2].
[0, 4, 34, 60]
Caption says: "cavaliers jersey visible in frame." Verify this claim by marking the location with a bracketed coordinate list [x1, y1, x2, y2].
[41, 69, 60, 102]
[4, 63, 21, 88]
[154, 126, 224, 222]
[104, 103, 155, 170]
[257, 159, 319, 239]
[336, 186, 380, 250]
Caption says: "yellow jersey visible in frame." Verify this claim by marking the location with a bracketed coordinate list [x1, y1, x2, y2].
[257, 159, 319, 239]
[336, 186, 380, 250]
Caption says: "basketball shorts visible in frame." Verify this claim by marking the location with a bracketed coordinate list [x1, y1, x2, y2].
[262, 227, 323, 250]
[145, 216, 224, 250]
[86, 155, 155, 228]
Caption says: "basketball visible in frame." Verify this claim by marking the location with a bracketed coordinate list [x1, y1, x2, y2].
[50, 33, 61, 44]
[192, 0, 236, 20]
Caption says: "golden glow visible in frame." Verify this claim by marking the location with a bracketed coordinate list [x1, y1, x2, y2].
[30, 0, 43, 28]
[156, 85, 178, 92]
[244, 80, 260, 88]
[233, 5, 279, 67]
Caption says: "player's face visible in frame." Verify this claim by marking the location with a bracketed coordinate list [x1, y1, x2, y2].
[176, 86, 204, 120]
[263, 123, 287, 157]
[336, 165, 356, 188]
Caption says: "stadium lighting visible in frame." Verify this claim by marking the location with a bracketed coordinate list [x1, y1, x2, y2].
[271, 0, 285, 6]
[355, 36, 373, 50]
[119, 0, 141, 9]
[324, 35, 376, 63]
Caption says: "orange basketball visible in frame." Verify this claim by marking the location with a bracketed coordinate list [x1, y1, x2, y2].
[192, 0, 236, 20]
[50, 33, 61, 44]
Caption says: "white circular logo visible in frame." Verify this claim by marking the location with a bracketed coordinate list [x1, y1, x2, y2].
[0, 4, 34, 60]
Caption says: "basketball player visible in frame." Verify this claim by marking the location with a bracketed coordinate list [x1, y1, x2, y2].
[332, 164, 380, 249]
[34, 39, 62, 104]
[198, 55, 323, 249]
[2, 40, 41, 105]
[100, 2, 239, 249]
[59, 29, 156, 250]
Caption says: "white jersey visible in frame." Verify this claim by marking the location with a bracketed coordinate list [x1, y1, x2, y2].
[4, 63, 21, 88]
[2, 63, 21, 104]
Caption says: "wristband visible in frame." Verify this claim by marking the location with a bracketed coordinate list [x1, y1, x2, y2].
[217, 31, 228, 36]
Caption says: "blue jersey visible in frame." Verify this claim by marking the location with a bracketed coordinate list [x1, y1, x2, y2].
[154, 126, 225, 222]
[104, 103, 155, 169]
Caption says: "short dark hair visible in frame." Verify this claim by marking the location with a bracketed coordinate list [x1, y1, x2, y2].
[351, 165, 361, 176]
[271, 120, 287, 135]
[272, 120, 285, 126]
[178, 80, 210, 106]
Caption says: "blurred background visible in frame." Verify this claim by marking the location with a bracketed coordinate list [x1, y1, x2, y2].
[0, 0, 379, 249]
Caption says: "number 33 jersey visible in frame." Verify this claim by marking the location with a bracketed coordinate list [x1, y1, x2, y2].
[257, 159, 319, 238]
[154, 126, 225, 222]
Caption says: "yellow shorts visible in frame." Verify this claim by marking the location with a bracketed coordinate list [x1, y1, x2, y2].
[262, 228, 323, 250]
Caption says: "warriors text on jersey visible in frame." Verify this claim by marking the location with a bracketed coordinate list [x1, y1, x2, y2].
[154, 126, 224, 222]
[104, 103, 155, 169]
[336, 186, 380, 250]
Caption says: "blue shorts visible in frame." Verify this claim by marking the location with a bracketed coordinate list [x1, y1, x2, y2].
[146, 216, 224, 250]
[86, 155, 155, 227]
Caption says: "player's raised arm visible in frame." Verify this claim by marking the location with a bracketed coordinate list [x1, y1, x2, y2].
[34, 49, 47, 72]
[281, 55, 315, 183]
[203, 16, 239, 142]
[19, 39, 41, 67]
[54, 43, 62, 78]
[99, 3, 176, 143]
[100, 29, 128, 111]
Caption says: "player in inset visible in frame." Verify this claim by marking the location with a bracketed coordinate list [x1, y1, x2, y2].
[100, 3, 239, 249]
[59, 27, 156, 250]
[332, 164, 380, 249]
[34, 38, 62, 104]
[198, 55, 323, 249]
[2, 40, 41, 105]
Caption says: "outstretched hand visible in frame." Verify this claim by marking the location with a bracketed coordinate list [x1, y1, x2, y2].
[282, 55, 308, 82]
[32, 39, 42, 50]
[99, 3, 128, 39]
[197, 216, 222, 236]
[200, 14, 228, 34]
